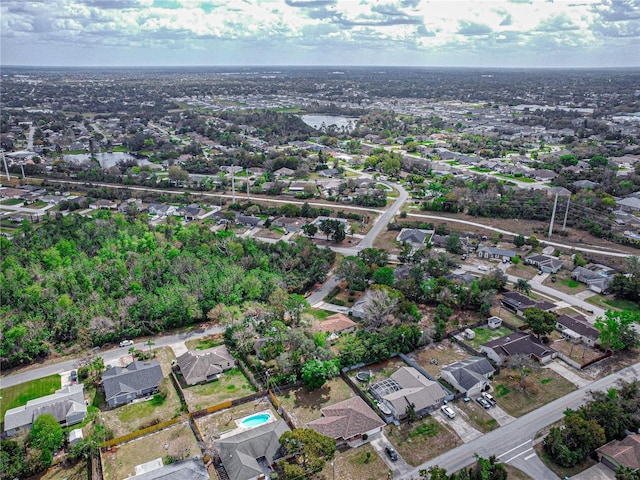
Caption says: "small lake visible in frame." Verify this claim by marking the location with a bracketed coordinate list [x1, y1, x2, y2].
[299, 115, 359, 132]
[63, 152, 154, 169]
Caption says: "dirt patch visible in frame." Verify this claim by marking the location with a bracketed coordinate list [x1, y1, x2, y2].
[551, 339, 604, 367]
[35, 460, 88, 480]
[408, 342, 470, 378]
[581, 348, 640, 380]
[506, 263, 537, 280]
[385, 418, 462, 467]
[101, 422, 200, 480]
[455, 400, 499, 433]
[319, 443, 391, 480]
[277, 377, 356, 427]
[492, 367, 576, 417]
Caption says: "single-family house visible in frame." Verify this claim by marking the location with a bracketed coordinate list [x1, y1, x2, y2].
[178, 204, 207, 220]
[273, 167, 295, 177]
[3, 384, 87, 436]
[89, 199, 118, 210]
[396, 228, 434, 248]
[501, 291, 556, 317]
[214, 420, 289, 480]
[236, 215, 262, 228]
[596, 434, 640, 472]
[313, 313, 357, 342]
[370, 366, 446, 420]
[477, 246, 517, 261]
[148, 203, 178, 217]
[480, 331, 556, 366]
[525, 254, 564, 274]
[272, 216, 305, 232]
[307, 397, 385, 446]
[571, 265, 615, 293]
[177, 346, 235, 385]
[318, 168, 340, 178]
[102, 361, 164, 408]
[440, 357, 495, 397]
[130, 457, 209, 480]
[530, 169, 558, 181]
[556, 314, 599, 347]
[616, 196, 640, 214]
[573, 180, 598, 189]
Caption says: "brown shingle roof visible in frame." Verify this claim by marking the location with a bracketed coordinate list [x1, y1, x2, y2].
[307, 397, 384, 441]
[313, 314, 357, 334]
[597, 434, 640, 469]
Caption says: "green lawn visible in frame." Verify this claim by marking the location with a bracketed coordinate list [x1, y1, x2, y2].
[0, 198, 23, 206]
[23, 200, 49, 209]
[469, 167, 492, 173]
[466, 326, 513, 350]
[494, 174, 536, 183]
[0, 374, 62, 424]
[587, 295, 640, 314]
[181, 367, 256, 411]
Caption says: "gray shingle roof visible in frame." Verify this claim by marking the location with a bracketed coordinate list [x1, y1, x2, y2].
[440, 357, 495, 392]
[177, 346, 235, 385]
[102, 361, 163, 404]
[215, 420, 289, 480]
[131, 457, 209, 480]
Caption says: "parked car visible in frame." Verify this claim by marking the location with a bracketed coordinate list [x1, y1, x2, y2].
[538, 270, 543, 275]
[385, 445, 398, 461]
[478, 265, 488, 272]
[70, 370, 77, 384]
[482, 392, 496, 406]
[476, 396, 491, 409]
[502, 258, 510, 263]
[119, 340, 134, 347]
[441, 405, 456, 419]
[461, 254, 467, 260]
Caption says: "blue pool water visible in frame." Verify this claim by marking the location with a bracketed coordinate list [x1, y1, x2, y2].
[240, 413, 270, 427]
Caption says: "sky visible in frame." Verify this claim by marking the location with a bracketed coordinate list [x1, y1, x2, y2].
[1, 0, 639, 68]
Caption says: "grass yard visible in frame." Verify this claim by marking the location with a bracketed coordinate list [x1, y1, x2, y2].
[38, 460, 88, 480]
[319, 444, 391, 480]
[184, 333, 224, 351]
[585, 294, 640, 313]
[409, 342, 470, 378]
[195, 401, 278, 442]
[542, 270, 587, 295]
[278, 376, 355, 427]
[385, 417, 462, 466]
[466, 327, 513, 350]
[0, 198, 24, 205]
[181, 367, 256, 411]
[101, 422, 200, 480]
[0, 374, 61, 426]
[372, 228, 403, 253]
[23, 200, 49, 209]
[455, 400, 499, 433]
[302, 308, 333, 321]
[492, 368, 576, 417]
[506, 264, 537, 280]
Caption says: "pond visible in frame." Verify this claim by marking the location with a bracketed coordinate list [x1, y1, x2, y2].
[299, 114, 358, 132]
[63, 152, 155, 169]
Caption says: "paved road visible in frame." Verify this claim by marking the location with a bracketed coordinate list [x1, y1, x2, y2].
[0, 325, 223, 389]
[407, 212, 637, 258]
[399, 361, 640, 479]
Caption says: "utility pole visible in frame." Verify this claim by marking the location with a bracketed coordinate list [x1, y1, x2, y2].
[2, 151, 9, 181]
[548, 191, 559, 239]
[562, 196, 571, 231]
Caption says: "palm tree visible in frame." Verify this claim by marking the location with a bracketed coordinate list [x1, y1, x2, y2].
[128, 346, 136, 362]
[515, 279, 531, 295]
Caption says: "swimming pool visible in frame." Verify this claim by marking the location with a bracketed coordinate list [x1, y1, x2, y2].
[240, 413, 271, 428]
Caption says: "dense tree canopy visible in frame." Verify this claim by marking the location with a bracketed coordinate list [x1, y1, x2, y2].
[0, 213, 334, 368]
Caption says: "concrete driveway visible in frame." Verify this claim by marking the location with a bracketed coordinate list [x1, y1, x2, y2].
[486, 404, 515, 426]
[433, 406, 483, 443]
[571, 463, 615, 480]
[370, 432, 413, 477]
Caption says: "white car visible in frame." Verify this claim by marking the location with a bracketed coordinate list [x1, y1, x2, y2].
[119, 340, 134, 347]
[478, 265, 488, 272]
[441, 405, 456, 419]
[482, 392, 496, 405]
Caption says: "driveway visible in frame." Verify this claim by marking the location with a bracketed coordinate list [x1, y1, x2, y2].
[485, 404, 515, 426]
[544, 360, 591, 388]
[571, 463, 615, 480]
[433, 406, 483, 443]
[370, 432, 413, 477]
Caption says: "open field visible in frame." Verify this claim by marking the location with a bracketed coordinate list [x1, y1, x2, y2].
[408, 342, 470, 378]
[319, 443, 391, 480]
[586, 295, 640, 314]
[181, 367, 256, 411]
[492, 367, 576, 417]
[0, 374, 61, 425]
[278, 376, 355, 427]
[101, 422, 200, 480]
[385, 417, 462, 467]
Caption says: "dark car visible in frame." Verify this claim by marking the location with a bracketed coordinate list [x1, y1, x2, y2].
[70, 370, 78, 384]
[385, 445, 398, 461]
[476, 396, 491, 409]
